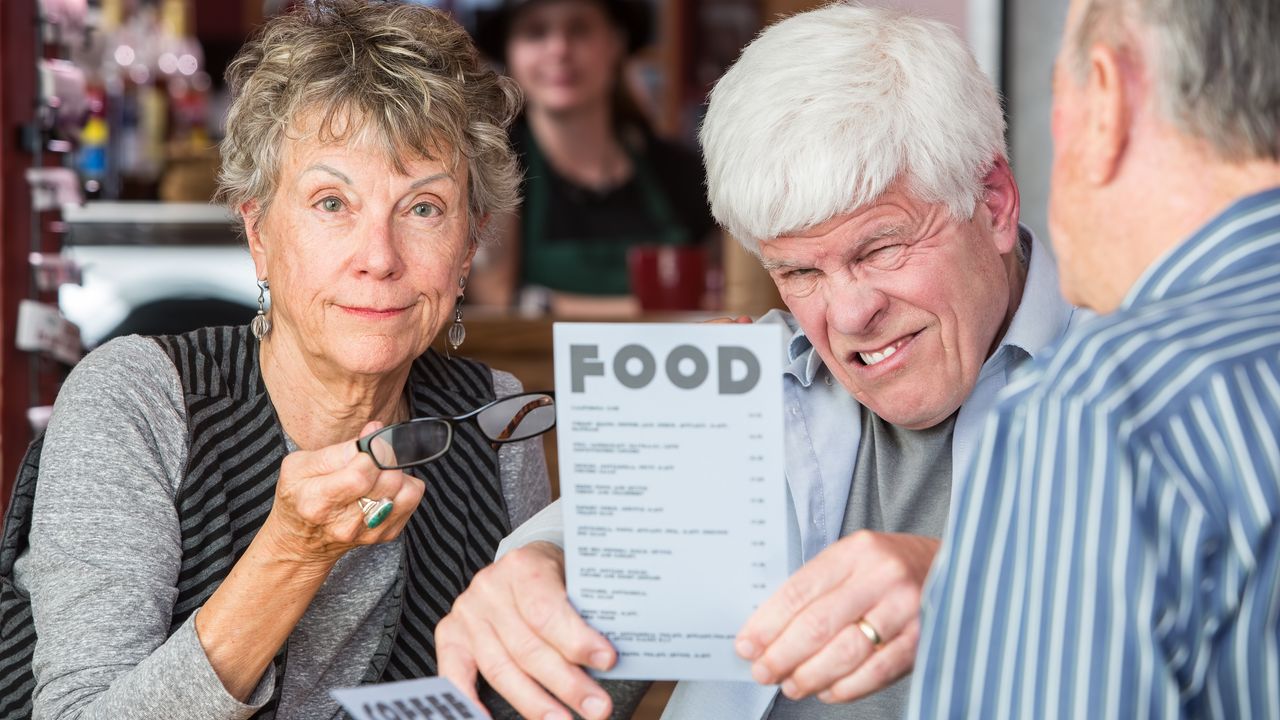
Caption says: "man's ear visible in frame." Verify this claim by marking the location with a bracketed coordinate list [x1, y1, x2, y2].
[1083, 43, 1131, 185]
[241, 200, 268, 279]
[979, 156, 1022, 255]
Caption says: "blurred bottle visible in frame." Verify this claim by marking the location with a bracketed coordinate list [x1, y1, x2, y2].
[157, 0, 216, 202]
[97, 0, 164, 197]
[72, 0, 209, 200]
[100, 0, 125, 32]
[69, 0, 125, 197]
[78, 87, 109, 199]
[158, 0, 209, 147]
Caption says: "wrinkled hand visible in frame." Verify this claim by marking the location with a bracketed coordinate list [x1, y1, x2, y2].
[737, 531, 939, 703]
[262, 421, 425, 564]
[436, 542, 616, 720]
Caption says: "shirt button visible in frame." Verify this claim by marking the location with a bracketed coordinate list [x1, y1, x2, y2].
[824, 375, 833, 386]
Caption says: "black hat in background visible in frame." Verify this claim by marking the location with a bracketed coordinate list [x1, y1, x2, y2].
[473, 0, 654, 61]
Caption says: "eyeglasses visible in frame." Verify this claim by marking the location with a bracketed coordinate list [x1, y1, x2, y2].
[355, 391, 557, 471]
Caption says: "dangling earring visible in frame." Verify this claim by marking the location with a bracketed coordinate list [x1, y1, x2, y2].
[251, 279, 271, 339]
[447, 276, 466, 352]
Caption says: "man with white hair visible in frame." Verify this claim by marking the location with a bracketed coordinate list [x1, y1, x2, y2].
[910, 0, 1280, 717]
[436, 4, 1082, 719]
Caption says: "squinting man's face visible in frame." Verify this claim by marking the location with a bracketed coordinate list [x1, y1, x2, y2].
[505, 0, 625, 115]
[762, 178, 1019, 429]
[246, 111, 474, 378]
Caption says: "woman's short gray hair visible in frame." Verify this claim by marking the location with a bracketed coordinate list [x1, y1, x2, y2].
[216, 0, 523, 245]
[1074, 0, 1280, 163]
[700, 2, 1007, 253]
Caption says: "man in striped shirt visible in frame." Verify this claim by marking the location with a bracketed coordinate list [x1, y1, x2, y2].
[910, 0, 1280, 717]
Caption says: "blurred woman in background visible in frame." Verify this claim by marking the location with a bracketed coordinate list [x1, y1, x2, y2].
[470, 0, 716, 315]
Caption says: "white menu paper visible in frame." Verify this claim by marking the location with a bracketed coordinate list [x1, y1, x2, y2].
[554, 322, 789, 681]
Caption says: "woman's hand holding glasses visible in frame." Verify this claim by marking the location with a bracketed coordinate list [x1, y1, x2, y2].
[353, 392, 557, 528]
[259, 420, 425, 566]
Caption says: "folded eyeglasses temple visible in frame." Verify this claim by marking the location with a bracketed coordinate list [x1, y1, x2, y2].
[358, 393, 555, 528]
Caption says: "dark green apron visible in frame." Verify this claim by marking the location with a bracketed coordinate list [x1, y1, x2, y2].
[520, 126, 691, 296]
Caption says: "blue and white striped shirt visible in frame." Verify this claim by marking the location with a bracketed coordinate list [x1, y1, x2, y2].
[909, 187, 1280, 719]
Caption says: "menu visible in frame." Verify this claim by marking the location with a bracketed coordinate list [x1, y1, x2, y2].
[553, 322, 789, 681]
[330, 677, 483, 720]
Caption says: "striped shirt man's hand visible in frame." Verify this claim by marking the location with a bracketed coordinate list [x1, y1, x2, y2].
[735, 531, 939, 703]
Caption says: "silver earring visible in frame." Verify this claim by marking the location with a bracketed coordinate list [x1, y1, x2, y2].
[447, 277, 466, 351]
[251, 279, 271, 339]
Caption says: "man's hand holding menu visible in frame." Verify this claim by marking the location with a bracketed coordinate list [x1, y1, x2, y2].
[436, 540, 619, 720]
[438, 323, 789, 720]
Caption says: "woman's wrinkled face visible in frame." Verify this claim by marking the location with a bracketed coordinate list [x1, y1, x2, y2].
[245, 112, 474, 379]
[505, 0, 625, 114]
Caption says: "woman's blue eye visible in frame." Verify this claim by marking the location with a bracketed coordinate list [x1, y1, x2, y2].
[319, 197, 343, 212]
[412, 202, 440, 218]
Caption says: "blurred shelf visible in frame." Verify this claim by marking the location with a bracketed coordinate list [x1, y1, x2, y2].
[61, 201, 239, 245]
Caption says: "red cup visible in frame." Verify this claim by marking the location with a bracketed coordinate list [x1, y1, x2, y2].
[627, 245, 707, 311]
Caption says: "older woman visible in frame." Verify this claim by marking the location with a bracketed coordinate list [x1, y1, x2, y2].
[0, 2, 547, 718]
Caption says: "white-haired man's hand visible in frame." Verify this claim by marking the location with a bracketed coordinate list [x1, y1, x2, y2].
[435, 541, 617, 720]
[735, 531, 939, 703]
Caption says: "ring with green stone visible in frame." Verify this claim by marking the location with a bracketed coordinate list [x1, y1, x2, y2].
[357, 497, 394, 529]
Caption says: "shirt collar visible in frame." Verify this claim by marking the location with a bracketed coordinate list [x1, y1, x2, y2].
[783, 224, 1075, 386]
[1123, 186, 1280, 309]
[783, 313, 824, 387]
[998, 227, 1075, 361]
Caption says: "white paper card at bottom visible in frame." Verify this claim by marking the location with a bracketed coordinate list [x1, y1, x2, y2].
[554, 322, 789, 681]
[330, 677, 482, 720]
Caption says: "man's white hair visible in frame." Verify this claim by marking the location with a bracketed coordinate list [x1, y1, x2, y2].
[700, 2, 1007, 253]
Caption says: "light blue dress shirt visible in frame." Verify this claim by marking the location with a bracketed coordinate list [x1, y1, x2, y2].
[500, 230, 1082, 719]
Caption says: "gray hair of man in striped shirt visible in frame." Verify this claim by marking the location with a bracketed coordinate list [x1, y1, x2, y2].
[1048, 0, 1280, 313]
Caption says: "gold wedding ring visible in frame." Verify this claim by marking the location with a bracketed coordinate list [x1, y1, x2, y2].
[855, 618, 883, 647]
[358, 497, 394, 529]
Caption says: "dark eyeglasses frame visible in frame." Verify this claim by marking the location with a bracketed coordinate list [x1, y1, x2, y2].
[355, 391, 556, 471]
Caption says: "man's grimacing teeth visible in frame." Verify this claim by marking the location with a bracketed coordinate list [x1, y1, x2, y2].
[858, 335, 911, 366]
[859, 344, 898, 366]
